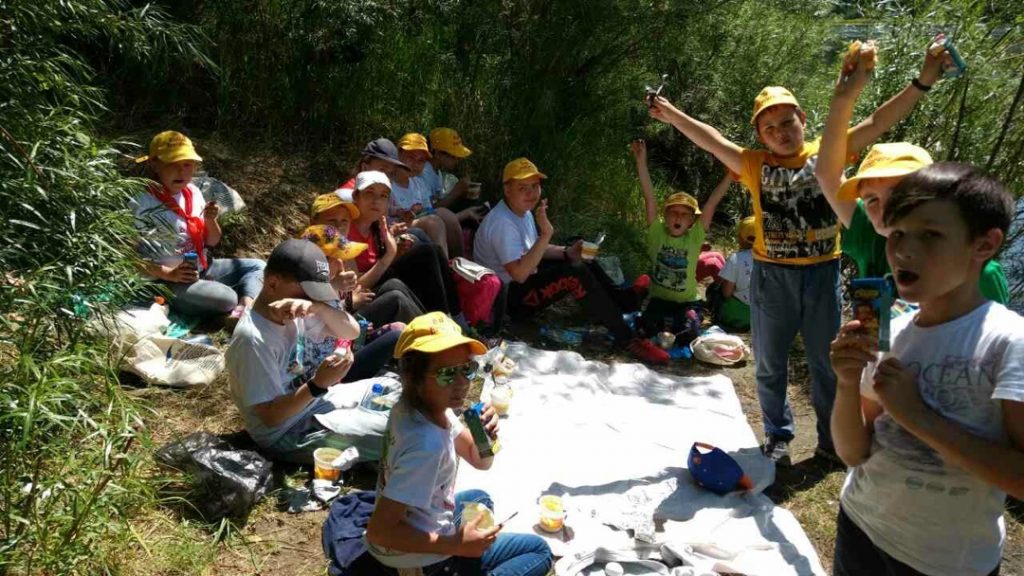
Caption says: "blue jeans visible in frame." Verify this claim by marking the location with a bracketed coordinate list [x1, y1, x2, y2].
[351, 490, 552, 576]
[750, 259, 841, 449]
[168, 257, 265, 318]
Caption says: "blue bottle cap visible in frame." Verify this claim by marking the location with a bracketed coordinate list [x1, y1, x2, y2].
[372, 383, 384, 393]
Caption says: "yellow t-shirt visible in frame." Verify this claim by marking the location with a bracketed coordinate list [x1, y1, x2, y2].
[737, 138, 842, 266]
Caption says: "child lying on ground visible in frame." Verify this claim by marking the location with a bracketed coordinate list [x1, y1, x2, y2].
[631, 139, 732, 343]
[829, 163, 1023, 576]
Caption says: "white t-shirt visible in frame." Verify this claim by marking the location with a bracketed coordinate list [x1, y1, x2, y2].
[389, 177, 433, 217]
[841, 302, 1024, 576]
[417, 163, 442, 201]
[226, 310, 332, 447]
[718, 249, 753, 305]
[473, 200, 538, 284]
[367, 402, 463, 568]
[130, 183, 206, 271]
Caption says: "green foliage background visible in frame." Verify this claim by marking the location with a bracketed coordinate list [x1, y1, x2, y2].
[1, 0, 1023, 572]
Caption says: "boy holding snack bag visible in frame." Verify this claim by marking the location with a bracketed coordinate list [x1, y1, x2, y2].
[815, 35, 1010, 302]
[828, 162, 1023, 576]
[649, 37, 954, 465]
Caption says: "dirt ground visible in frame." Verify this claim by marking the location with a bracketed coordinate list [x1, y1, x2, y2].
[121, 144, 1023, 575]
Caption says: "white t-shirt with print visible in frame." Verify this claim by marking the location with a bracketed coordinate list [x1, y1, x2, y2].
[130, 182, 206, 271]
[841, 301, 1024, 576]
[367, 402, 463, 568]
[389, 177, 433, 217]
[226, 310, 331, 447]
[473, 200, 538, 284]
[719, 249, 753, 305]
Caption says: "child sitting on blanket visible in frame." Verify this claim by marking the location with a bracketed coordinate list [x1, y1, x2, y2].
[631, 139, 733, 343]
[352, 313, 553, 576]
[708, 216, 755, 332]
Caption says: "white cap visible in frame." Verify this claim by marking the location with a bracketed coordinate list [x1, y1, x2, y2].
[355, 170, 391, 192]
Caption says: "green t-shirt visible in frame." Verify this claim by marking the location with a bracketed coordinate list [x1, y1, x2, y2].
[647, 221, 705, 303]
[842, 200, 1010, 304]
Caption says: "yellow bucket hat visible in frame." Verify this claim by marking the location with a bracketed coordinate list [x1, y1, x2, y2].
[135, 130, 203, 164]
[398, 133, 432, 158]
[664, 192, 701, 215]
[837, 143, 933, 201]
[429, 128, 472, 158]
[750, 86, 800, 126]
[310, 193, 360, 221]
[394, 312, 486, 359]
[502, 158, 547, 183]
[300, 225, 368, 261]
[737, 216, 756, 245]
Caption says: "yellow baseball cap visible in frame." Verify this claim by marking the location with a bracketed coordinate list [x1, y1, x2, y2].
[300, 225, 368, 261]
[750, 86, 800, 126]
[310, 193, 360, 221]
[737, 216, 756, 244]
[135, 130, 203, 164]
[664, 192, 701, 215]
[502, 158, 547, 183]
[398, 133, 432, 158]
[394, 312, 486, 359]
[837, 143, 933, 201]
[429, 128, 472, 158]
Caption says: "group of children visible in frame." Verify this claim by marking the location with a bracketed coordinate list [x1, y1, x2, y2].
[129, 32, 1022, 576]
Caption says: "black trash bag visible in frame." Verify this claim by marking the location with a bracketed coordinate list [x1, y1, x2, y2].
[155, 431, 273, 522]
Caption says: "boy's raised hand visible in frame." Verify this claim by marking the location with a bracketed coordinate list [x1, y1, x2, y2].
[835, 41, 875, 99]
[379, 215, 398, 256]
[919, 34, 955, 87]
[535, 199, 554, 239]
[830, 320, 878, 388]
[267, 298, 314, 323]
[629, 139, 647, 160]
[647, 96, 679, 124]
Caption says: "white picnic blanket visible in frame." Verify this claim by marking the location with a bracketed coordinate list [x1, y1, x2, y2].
[456, 344, 825, 576]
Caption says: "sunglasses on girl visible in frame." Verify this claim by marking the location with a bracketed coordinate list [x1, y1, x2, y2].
[434, 361, 479, 387]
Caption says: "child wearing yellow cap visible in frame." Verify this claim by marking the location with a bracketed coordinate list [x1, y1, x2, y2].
[390, 132, 465, 259]
[357, 312, 553, 576]
[131, 131, 265, 324]
[648, 39, 950, 465]
[708, 216, 756, 332]
[815, 41, 1009, 303]
[631, 139, 733, 341]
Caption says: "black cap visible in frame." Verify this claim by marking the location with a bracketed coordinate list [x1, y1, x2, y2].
[361, 138, 410, 171]
[266, 239, 339, 303]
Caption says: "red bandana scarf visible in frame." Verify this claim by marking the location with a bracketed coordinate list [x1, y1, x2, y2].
[148, 183, 207, 269]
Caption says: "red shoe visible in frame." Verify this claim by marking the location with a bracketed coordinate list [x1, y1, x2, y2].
[628, 337, 669, 364]
[632, 274, 651, 296]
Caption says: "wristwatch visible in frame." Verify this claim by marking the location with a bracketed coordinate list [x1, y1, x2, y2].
[308, 379, 329, 397]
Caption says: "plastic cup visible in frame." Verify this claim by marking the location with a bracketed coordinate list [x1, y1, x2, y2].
[313, 447, 344, 481]
[538, 495, 566, 533]
[461, 502, 495, 529]
[581, 241, 599, 261]
[490, 385, 511, 416]
[466, 182, 482, 199]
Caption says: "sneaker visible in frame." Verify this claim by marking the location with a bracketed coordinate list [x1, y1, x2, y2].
[628, 337, 669, 364]
[762, 436, 792, 467]
[814, 445, 846, 468]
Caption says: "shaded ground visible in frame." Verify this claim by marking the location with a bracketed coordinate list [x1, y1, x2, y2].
[121, 143, 1023, 575]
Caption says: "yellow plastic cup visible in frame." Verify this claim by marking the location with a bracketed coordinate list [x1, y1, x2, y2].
[581, 241, 599, 261]
[538, 495, 566, 533]
[313, 447, 343, 481]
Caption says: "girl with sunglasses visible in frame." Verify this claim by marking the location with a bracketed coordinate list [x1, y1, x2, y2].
[350, 312, 552, 576]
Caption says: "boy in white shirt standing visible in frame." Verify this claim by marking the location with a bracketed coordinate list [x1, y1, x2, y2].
[829, 162, 1024, 576]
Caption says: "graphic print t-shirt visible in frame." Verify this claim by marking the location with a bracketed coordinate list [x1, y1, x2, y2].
[738, 139, 842, 265]
[646, 221, 705, 303]
[841, 302, 1024, 576]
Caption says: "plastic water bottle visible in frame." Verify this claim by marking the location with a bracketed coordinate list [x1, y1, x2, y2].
[539, 326, 583, 348]
[361, 383, 387, 411]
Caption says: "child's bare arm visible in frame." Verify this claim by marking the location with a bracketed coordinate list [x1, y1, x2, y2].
[720, 279, 736, 299]
[847, 36, 951, 152]
[874, 358, 1024, 499]
[816, 51, 872, 228]
[648, 97, 744, 175]
[631, 140, 658, 226]
[830, 322, 883, 466]
[699, 170, 733, 231]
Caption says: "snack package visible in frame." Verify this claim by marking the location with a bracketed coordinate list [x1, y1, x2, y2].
[929, 34, 967, 78]
[842, 39, 878, 75]
[851, 276, 894, 352]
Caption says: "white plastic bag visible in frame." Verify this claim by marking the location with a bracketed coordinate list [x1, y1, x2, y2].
[690, 333, 750, 366]
[123, 334, 224, 387]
